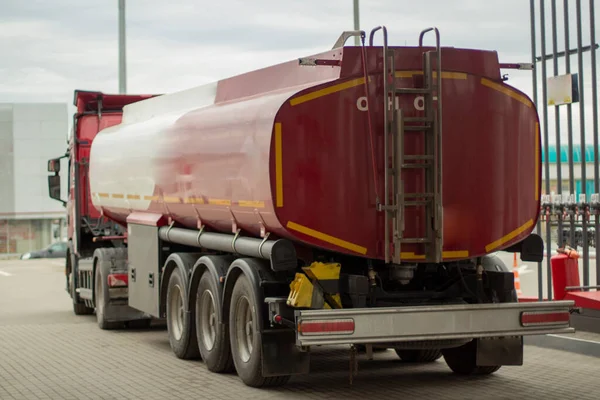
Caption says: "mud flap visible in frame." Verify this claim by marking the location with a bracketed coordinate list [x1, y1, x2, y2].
[476, 337, 524, 366]
[261, 328, 310, 377]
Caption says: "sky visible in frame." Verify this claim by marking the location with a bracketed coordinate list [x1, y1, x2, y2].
[0, 0, 598, 144]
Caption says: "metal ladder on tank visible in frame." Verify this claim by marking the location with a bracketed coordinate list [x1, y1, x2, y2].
[370, 26, 443, 264]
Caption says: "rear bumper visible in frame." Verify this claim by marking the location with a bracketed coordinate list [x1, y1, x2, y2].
[295, 300, 576, 347]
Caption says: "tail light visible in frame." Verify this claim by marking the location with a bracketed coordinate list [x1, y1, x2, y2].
[107, 273, 128, 288]
[298, 318, 355, 336]
[520, 311, 570, 327]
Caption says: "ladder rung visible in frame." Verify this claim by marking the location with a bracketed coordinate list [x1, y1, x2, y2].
[403, 193, 435, 198]
[404, 125, 432, 131]
[402, 163, 431, 169]
[405, 200, 431, 206]
[401, 238, 431, 244]
[404, 117, 432, 123]
[404, 155, 434, 161]
[396, 88, 431, 95]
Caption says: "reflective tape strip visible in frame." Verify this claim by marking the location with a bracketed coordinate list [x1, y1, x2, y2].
[290, 78, 366, 106]
[401, 250, 469, 260]
[395, 70, 467, 80]
[485, 219, 535, 252]
[238, 200, 265, 208]
[287, 221, 367, 255]
[208, 199, 231, 206]
[275, 123, 283, 207]
[535, 122, 540, 201]
[97, 194, 260, 208]
[481, 78, 533, 108]
[183, 197, 204, 204]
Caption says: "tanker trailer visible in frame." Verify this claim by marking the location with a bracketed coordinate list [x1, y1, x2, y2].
[84, 27, 574, 387]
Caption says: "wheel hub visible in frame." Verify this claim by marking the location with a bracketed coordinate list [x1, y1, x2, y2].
[199, 290, 217, 350]
[235, 295, 254, 363]
[169, 284, 184, 341]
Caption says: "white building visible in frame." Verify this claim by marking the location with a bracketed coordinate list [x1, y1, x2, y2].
[0, 103, 68, 256]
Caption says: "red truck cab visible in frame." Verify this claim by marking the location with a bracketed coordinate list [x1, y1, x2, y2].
[48, 90, 156, 319]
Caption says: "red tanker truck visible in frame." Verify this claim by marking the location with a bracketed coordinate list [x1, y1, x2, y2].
[48, 27, 575, 387]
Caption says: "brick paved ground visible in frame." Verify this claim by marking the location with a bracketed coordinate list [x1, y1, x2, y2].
[0, 259, 599, 400]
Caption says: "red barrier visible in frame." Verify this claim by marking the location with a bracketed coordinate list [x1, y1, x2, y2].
[551, 252, 580, 301]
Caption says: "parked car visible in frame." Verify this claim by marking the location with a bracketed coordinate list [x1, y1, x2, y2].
[20, 241, 67, 260]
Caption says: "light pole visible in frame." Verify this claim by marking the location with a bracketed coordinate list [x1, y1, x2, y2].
[353, 0, 360, 45]
[118, 0, 127, 93]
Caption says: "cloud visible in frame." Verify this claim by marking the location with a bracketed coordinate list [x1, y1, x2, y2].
[0, 0, 597, 145]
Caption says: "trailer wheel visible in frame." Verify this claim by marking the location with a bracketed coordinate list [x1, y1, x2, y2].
[395, 349, 443, 362]
[439, 254, 517, 375]
[95, 263, 121, 330]
[442, 340, 501, 375]
[196, 271, 233, 372]
[166, 267, 200, 359]
[229, 274, 290, 387]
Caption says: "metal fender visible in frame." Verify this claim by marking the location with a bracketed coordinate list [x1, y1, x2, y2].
[159, 252, 202, 317]
[222, 258, 274, 331]
[187, 255, 235, 312]
[222, 257, 309, 376]
[481, 254, 509, 273]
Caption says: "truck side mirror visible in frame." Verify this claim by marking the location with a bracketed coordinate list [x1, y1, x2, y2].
[48, 158, 61, 173]
[48, 175, 66, 207]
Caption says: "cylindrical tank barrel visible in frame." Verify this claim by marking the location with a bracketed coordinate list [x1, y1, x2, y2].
[90, 46, 541, 262]
[158, 226, 297, 271]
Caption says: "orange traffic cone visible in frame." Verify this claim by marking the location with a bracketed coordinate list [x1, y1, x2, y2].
[513, 253, 522, 297]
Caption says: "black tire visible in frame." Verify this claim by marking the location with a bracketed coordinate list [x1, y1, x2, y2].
[126, 319, 153, 329]
[229, 274, 290, 387]
[440, 256, 514, 375]
[166, 267, 200, 359]
[395, 349, 443, 362]
[196, 271, 233, 372]
[442, 340, 501, 375]
[69, 252, 93, 316]
[73, 301, 94, 315]
[95, 261, 121, 330]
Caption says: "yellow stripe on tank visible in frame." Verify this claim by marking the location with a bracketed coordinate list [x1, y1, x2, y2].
[275, 123, 283, 207]
[395, 70, 467, 80]
[287, 221, 368, 255]
[401, 250, 469, 260]
[98, 193, 264, 208]
[239, 200, 265, 208]
[290, 78, 367, 106]
[535, 122, 540, 201]
[485, 219, 535, 253]
[480, 78, 533, 108]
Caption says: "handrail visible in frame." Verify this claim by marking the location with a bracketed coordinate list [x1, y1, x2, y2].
[369, 26, 392, 262]
[368, 26, 387, 47]
[419, 27, 440, 48]
[332, 30, 366, 49]
[419, 27, 443, 262]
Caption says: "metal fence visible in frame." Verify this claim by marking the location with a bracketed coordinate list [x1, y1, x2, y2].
[529, 0, 599, 300]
